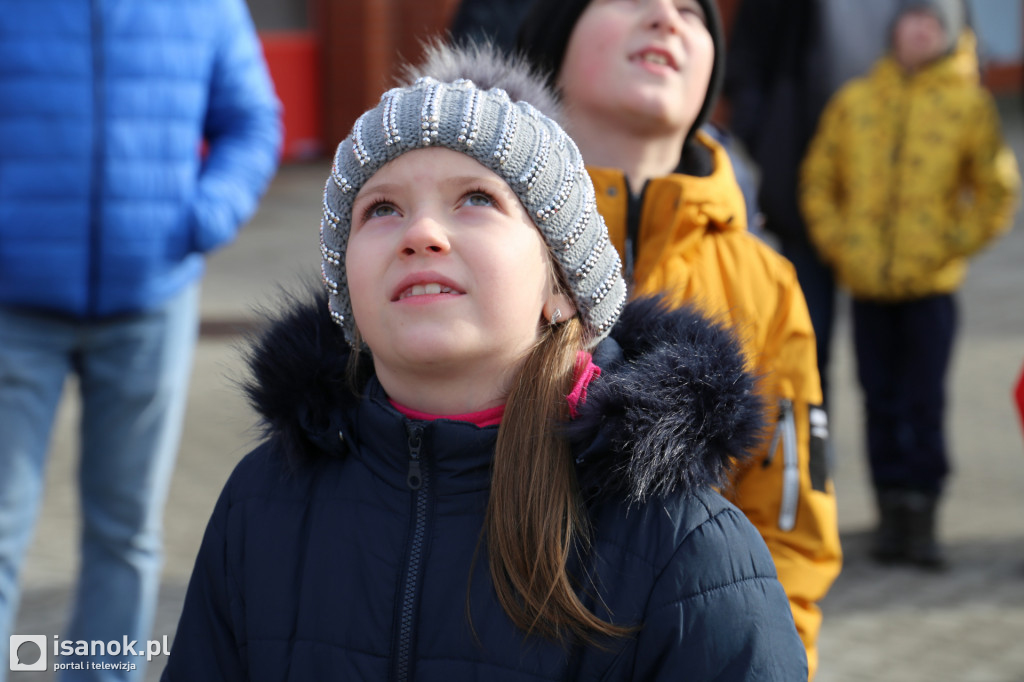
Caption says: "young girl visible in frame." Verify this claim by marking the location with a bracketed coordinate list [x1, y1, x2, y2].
[162, 43, 806, 680]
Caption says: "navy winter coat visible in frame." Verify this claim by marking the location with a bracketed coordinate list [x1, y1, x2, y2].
[0, 0, 280, 318]
[163, 296, 807, 680]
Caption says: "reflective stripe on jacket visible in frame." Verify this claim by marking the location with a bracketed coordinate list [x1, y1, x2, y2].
[800, 32, 1019, 301]
[589, 132, 842, 678]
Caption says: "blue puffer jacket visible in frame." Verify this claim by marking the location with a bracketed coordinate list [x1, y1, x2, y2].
[0, 0, 281, 318]
[162, 296, 808, 681]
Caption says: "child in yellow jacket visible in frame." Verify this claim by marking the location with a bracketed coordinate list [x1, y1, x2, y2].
[801, 0, 1019, 568]
[519, 1, 842, 677]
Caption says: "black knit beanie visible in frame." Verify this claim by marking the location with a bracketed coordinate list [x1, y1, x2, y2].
[516, 0, 724, 175]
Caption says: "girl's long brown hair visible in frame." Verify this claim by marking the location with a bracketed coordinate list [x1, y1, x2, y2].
[485, 315, 633, 645]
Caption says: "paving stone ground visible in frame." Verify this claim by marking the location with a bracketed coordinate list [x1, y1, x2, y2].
[11, 98, 1024, 681]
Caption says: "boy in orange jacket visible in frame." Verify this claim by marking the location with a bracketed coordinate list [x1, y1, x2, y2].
[519, 0, 841, 677]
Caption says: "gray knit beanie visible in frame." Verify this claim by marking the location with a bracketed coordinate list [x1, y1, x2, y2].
[892, 0, 965, 53]
[321, 42, 627, 348]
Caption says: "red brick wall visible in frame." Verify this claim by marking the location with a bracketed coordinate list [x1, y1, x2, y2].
[316, 0, 460, 148]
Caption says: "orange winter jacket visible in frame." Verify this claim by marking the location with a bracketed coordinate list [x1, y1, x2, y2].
[590, 131, 842, 679]
[800, 33, 1019, 301]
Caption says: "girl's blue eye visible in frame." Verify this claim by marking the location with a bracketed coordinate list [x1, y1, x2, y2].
[369, 203, 397, 218]
[464, 192, 494, 207]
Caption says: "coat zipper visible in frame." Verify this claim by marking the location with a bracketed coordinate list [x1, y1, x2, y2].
[392, 422, 428, 682]
[623, 180, 650, 284]
[87, 0, 106, 317]
[882, 83, 909, 289]
[763, 399, 800, 531]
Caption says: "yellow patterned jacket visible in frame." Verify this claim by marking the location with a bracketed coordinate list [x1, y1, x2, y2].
[589, 131, 841, 679]
[800, 33, 1019, 301]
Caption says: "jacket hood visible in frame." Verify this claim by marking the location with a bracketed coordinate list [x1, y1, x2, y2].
[588, 130, 750, 240]
[670, 131, 750, 233]
[569, 296, 765, 501]
[243, 292, 765, 502]
[880, 28, 979, 83]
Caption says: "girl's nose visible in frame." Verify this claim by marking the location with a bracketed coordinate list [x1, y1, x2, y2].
[399, 213, 451, 256]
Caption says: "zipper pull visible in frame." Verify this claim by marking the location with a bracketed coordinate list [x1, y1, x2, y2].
[406, 423, 424, 490]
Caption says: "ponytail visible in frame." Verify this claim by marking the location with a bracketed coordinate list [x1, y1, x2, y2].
[485, 317, 633, 644]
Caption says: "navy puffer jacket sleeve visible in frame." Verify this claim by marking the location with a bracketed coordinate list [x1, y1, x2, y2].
[163, 450, 254, 680]
[631, 503, 805, 679]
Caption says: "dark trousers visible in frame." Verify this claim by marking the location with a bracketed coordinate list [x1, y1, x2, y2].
[853, 295, 956, 494]
[778, 230, 837, 404]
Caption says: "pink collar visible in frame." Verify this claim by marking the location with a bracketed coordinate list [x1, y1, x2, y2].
[388, 351, 601, 425]
[388, 401, 505, 427]
[567, 351, 601, 418]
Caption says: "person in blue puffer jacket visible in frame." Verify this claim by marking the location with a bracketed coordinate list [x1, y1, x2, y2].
[161, 42, 806, 681]
[0, 1, 280, 678]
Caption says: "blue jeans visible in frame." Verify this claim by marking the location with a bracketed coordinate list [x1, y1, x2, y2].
[0, 284, 199, 681]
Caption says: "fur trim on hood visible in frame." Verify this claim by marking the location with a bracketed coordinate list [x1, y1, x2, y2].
[242, 293, 765, 502]
[571, 296, 765, 502]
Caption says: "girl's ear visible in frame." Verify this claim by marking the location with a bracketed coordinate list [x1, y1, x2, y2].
[543, 293, 576, 324]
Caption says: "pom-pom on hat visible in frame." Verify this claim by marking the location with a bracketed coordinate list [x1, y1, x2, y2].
[321, 42, 627, 348]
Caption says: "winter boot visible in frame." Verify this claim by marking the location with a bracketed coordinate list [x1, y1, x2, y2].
[904, 490, 946, 570]
[871, 488, 908, 564]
